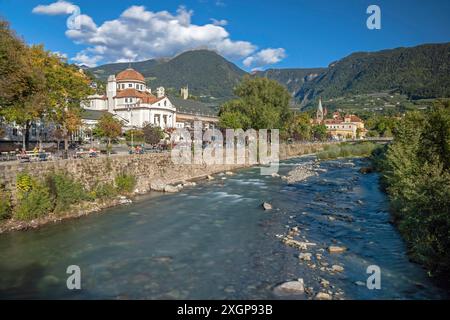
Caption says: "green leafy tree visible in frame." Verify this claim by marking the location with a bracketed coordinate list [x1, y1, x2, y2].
[312, 124, 328, 141]
[142, 124, 164, 145]
[95, 113, 123, 154]
[219, 76, 291, 130]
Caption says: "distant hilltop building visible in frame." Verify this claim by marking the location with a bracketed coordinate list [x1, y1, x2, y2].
[82, 67, 219, 132]
[314, 98, 367, 140]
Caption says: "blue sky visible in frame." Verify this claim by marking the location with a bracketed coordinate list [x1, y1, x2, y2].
[1, 0, 449, 70]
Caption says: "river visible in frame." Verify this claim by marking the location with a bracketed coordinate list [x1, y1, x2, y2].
[0, 156, 447, 299]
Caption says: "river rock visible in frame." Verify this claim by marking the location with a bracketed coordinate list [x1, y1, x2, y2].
[273, 279, 305, 296]
[164, 185, 182, 193]
[118, 196, 132, 205]
[328, 246, 347, 253]
[182, 181, 196, 187]
[359, 167, 374, 174]
[150, 180, 166, 192]
[282, 162, 318, 184]
[207, 175, 215, 180]
[299, 252, 312, 261]
[262, 202, 273, 210]
[282, 238, 317, 250]
[331, 265, 344, 273]
[315, 292, 332, 300]
[225, 171, 234, 176]
[271, 172, 280, 178]
[320, 279, 330, 288]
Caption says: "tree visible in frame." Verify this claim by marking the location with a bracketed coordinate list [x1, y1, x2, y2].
[95, 113, 122, 155]
[283, 112, 312, 141]
[312, 124, 328, 141]
[219, 76, 291, 130]
[0, 19, 93, 150]
[125, 129, 145, 144]
[142, 124, 164, 145]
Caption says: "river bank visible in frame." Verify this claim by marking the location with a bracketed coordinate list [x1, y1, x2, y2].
[0, 143, 328, 234]
[0, 155, 446, 299]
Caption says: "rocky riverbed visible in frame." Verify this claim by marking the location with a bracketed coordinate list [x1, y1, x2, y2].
[0, 156, 447, 299]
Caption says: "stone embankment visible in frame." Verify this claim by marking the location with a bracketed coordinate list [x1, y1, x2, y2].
[0, 142, 330, 233]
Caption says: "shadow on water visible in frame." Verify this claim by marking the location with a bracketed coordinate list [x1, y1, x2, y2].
[0, 156, 448, 299]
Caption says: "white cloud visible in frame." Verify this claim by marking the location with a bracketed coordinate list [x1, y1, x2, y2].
[72, 52, 102, 67]
[210, 18, 228, 26]
[32, 3, 286, 68]
[243, 48, 286, 68]
[32, 0, 77, 15]
[53, 51, 68, 59]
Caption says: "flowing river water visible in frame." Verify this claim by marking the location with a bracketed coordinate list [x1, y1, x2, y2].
[0, 156, 447, 299]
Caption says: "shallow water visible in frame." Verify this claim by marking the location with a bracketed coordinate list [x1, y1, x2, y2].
[0, 156, 447, 299]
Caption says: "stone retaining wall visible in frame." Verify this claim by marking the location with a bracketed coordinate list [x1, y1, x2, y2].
[0, 143, 328, 194]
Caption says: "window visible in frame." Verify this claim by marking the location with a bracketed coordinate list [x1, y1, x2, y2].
[128, 83, 132, 88]
[121, 84, 125, 89]
[164, 100, 167, 107]
[12, 128, 17, 136]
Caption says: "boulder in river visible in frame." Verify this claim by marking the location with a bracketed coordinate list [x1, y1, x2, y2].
[282, 237, 317, 250]
[271, 172, 280, 178]
[299, 252, 312, 261]
[320, 279, 330, 288]
[328, 246, 347, 253]
[262, 202, 273, 210]
[207, 175, 215, 180]
[225, 171, 234, 176]
[315, 292, 332, 300]
[164, 185, 182, 193]
[273, 278, 304, 296]
[331, 265, 344, 273]
[150, 180, 166, 192]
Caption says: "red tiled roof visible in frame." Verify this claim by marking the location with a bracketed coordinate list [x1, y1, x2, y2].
[115, 89, 165, 104]
[116, 68, 145, 82]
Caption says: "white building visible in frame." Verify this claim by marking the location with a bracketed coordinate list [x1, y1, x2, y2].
[83, 68, 177, 129]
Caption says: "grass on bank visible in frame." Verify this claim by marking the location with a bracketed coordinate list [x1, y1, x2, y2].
[316, 142, 381, 160]
[0, 171, 137, 222]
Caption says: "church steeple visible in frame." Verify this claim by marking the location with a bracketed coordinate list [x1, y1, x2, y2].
[316, 97, 324, 123]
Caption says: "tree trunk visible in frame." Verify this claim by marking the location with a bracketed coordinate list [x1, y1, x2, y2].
[24, 120, 31, 150]
[63, 128, 69, 159]
[107, 138, 111, 156]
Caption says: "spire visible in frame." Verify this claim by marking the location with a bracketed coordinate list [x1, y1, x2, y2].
[316, 97, 324, 123]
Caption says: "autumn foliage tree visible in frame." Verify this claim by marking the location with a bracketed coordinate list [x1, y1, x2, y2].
[0, 18, 93, 151]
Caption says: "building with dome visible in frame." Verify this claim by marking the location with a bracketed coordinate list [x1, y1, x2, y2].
[83, 68, 177, 129]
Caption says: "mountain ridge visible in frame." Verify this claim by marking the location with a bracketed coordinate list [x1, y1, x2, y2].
[88, 42, 450, 106]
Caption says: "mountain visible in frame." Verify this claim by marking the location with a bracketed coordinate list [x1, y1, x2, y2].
[254, 68, 325, 98]
[295, 43, 450, 104]
[89, 50, 246, 101]
[88, 43, 450, 108]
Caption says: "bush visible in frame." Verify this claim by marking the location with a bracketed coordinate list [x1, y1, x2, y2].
[0, 187, 12, 220]
[115, 173, 136, 194]
[91, 182, 117, 199]
[15, 179, 53, 221]
[376, 101, 450, 278]
[46, 173, 89, 213]
[16, 172, 33, 193]
[317, 142, 379, 160]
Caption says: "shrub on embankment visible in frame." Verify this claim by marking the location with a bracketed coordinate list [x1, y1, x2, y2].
[373, 100, 450, 280]
[1, 171, 137, 221]
[316, 142, 380, 160]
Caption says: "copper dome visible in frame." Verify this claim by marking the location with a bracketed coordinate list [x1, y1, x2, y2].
[116, 68, 145, 82]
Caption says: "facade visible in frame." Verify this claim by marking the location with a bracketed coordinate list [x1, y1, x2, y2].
[83, 68, 177, 129]
[314, 99, 367, 140]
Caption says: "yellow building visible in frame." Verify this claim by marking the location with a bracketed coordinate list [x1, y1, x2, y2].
[313, 99, 367, 140]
